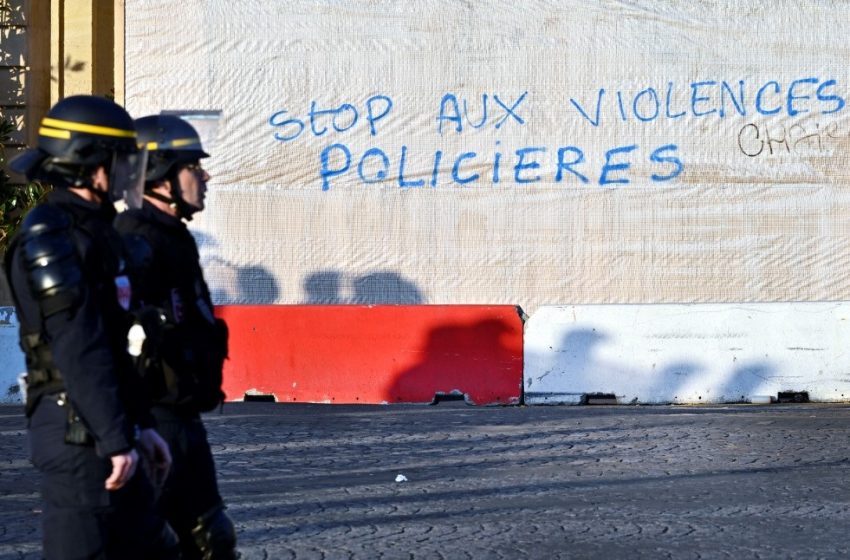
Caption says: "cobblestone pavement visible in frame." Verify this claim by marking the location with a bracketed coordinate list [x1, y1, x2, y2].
[2, 402, 850, 559]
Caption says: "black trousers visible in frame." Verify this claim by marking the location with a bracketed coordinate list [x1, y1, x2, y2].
[29, 396, 170, 560]
[152, 405, 224, 560]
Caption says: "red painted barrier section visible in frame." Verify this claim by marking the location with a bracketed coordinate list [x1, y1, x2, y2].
[214, 305, 524, 405]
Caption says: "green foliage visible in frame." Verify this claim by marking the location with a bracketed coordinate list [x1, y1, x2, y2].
[0, 116, 50, 256]
[0, 116, 13, 166]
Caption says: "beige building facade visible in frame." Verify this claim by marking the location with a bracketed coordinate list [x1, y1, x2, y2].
[1, 0, 124, 170]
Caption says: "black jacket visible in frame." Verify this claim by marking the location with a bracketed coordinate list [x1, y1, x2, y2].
[115, 201, 225, 412]
[6, 189, 153, 457]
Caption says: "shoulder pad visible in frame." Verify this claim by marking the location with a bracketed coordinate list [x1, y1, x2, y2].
[18, 204, 82, 315]
[20, 203, 73, 238]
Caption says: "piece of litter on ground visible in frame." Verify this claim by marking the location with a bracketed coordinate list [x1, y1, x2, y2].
[395, 474, 408, 483]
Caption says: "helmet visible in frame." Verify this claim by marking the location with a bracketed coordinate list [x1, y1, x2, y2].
[11, 95, 137, 180]
[9, 95, 145, 207]
[135, 115, 209, 183]
[135, 115, 210, 220]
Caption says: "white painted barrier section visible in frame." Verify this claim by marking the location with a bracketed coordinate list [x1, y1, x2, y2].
[524, 303, 850, 404]
[0, 307, 24, 403]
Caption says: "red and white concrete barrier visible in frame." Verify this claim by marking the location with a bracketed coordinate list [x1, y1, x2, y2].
[6, 302, 850, 406]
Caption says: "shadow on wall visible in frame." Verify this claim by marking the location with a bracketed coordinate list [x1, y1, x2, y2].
[536, 328, 775, 403]
[188, 234, 422, 305]
[193, 232, 281, 304]
[388, 318, 519, 405]
[304, 270, 423, 304]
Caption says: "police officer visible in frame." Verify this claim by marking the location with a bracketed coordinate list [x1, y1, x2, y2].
[3, 96, 180, 559]
[114, 114, 237, 560]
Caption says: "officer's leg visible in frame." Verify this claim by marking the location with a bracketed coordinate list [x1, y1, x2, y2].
[186, 418, 237, 560]
[40, 471, 110, 560]
[31, 397, 180, 560]
[30, 396, 111, 560]
[108, 464, 182, 560]
[154, 410, 237, 559]
[154, 410, 199, 557]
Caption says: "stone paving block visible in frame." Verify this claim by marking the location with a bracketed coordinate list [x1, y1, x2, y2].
[1, 403, 850, 558]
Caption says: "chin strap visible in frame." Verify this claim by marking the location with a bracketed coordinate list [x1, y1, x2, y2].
[144, 188, 178, 209]
[145, 172, 195, 221]
[169, 167, 196, 221]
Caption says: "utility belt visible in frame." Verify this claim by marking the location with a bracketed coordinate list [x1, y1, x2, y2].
[21, 333, 93, 446]
[20, 332, 65, 416]
[45, 392, 95, 446]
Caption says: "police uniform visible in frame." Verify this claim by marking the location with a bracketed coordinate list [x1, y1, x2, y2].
[115, 114, 236, 560]
[6, 193, 173, 559]
[116, 201, 231, 559]
[4, 95, 178, 560]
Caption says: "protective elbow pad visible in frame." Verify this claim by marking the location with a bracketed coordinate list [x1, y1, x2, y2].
[18, 205, 82, 316]
[191, 506, 238, 560]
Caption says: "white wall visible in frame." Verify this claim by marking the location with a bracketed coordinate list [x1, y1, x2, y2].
[124, 1, 850, 313]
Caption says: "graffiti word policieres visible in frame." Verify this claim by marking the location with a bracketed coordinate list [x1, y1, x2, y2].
[269, 92, 682, 190]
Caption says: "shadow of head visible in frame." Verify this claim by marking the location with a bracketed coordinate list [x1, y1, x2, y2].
[237, 265, 280, 303]
[351, 272, 423, 304]
[303, 271, 344, 304]
[562, 328, 608, 350]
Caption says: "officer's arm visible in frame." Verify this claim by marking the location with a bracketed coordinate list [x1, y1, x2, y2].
[138, 428, 171, 486]
[105, 448, 139, 490]
[46, 296, 137, 457]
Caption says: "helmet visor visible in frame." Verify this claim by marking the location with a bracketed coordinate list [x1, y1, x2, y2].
[8, 149, 49, 180]
[110, 148, 148, 211]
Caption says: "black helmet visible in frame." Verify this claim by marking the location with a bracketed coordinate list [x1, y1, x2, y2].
[135, 115, 209, 183]
[10, 95, 138, 182]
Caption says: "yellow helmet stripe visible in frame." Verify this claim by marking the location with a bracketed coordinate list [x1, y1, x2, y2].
[170, 137, 200, 148]
[41, 117, 136, 139]
[140, 137, 200, 151]
[39, 126, 72, 139]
